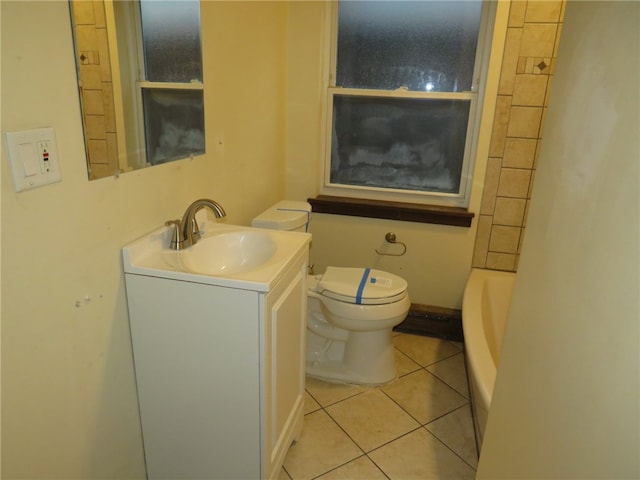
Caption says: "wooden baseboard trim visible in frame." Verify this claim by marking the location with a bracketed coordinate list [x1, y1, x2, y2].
[394, 304, 464, 343]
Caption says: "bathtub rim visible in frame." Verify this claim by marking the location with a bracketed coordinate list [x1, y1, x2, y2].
[462, 268, 516, 415]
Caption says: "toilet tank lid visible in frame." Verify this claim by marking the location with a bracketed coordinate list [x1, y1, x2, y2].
[318, 267, 408, 305]
[252, 201, 311, 231]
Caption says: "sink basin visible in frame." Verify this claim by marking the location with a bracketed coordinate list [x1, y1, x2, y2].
[122, 221, 311, 291]
[177, 231, 277, 275]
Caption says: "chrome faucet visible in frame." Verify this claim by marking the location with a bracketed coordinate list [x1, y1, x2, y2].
[165, 198, 226, 250]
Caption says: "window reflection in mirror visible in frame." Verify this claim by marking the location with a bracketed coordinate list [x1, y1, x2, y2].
[69, 0, 204, 180]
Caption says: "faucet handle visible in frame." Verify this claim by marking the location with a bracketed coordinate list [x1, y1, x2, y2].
[165, 219, 185, 250]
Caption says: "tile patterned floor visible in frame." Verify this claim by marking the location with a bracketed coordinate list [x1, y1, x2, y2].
[281, 333, 478, 480]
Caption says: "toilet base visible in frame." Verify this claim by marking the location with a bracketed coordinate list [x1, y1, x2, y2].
[306, 329, 398, 386]
[306, 359, 398, 386]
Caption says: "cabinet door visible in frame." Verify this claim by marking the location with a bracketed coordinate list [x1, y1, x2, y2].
[125, 274, 261, 480]
[262, 259, 307, 479]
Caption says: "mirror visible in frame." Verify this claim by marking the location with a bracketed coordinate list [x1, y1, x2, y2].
[69, 0, 204, 180]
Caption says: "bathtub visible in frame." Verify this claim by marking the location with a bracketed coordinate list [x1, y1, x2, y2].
[462, 268, 515, 448]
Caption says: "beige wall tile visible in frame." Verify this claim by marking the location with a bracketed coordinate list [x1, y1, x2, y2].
[493, 197, 527, 226]
[489, 225, 521, 254]
[507, 106, 542, 138]
[480, 157, 502, 215]
[476, 0, 567, 274]
[82, 89, 105, 115]
[106, 132, 118, 169]
[90, 163, 111, 179]
[520, 23, 557, 58]
[92, 1, 106, 28]
[472, 215, 492, 268]
[503, 137, 537, 168]
[96, 27, 112, 78]
[75, 24, 99, 51]
[80, 64, 102, 89]
[88, 139, 108, 164]
[71, 2, 95, 25]
[525, 1, 562, 23]
[516, 56, 527, 74]
[508, 1, 527, 27]
[489, 95, 512, 157]
[512, 74, 548, 106]
[486, 252, 517, 271]
[85, 114, 106, 139]
[524, 56, 535, 74]
[499, 28, 524, 95]
[102, 83, 116, 132]
[498, 168, 531, 198]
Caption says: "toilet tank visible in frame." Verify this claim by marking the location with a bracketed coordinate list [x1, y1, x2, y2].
[251, 201, 311, 232]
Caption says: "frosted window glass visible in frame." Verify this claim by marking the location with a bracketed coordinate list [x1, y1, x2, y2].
[142, 89, 205, 164]
[337, 1, 482, 92]
[330, 96, 470, 193]
[140, 0, 202, 82]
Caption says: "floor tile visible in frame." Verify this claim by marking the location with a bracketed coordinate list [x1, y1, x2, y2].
[316, 455, 387, 479]
[284, 334, 477, 479]
[326, 389, 420, 452]
[426, 352, 470, 398]
[283, 410, 362, 480]
[382, 369, 468, 424]
[368, 428, 476, 479]
[305, 376, 367, 407]
[395, 348, 422, 377]
[393, 334, 462, 367]
[303, 390, 321, 415]
[425, 404, 478, 469]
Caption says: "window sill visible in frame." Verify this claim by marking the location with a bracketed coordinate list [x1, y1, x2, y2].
[307, 195, 474, 227]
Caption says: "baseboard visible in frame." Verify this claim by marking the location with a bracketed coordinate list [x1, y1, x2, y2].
[394, 304, 464, 343]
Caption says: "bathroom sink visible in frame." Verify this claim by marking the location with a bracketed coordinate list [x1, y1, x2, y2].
[122, 221, 310, 291]
[176, 231, 277, 275]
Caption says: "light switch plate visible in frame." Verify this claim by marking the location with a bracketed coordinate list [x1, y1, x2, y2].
[6, 127, 62, 192]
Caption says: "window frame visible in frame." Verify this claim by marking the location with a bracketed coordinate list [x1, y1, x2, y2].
[319, 1, 496, 209]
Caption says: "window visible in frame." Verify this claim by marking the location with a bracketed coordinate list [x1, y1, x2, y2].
[323, 1, 493, 208]
[112, 0, 204, 167]
[138, 0, 204, 165]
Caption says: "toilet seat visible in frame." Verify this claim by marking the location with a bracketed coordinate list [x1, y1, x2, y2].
[316, 267, 408, 305]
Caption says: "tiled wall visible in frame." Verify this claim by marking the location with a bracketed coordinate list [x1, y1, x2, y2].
[70, 0, 119, 179]
[472, 0, 565, 272]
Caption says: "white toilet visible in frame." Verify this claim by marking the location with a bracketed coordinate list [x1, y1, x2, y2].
[252, 201, 411, 385]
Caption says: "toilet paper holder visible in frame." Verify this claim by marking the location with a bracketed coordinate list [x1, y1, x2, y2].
[375, 232, 407, 257]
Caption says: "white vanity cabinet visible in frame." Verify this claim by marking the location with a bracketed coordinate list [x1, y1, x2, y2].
[124, 236, 308, 480]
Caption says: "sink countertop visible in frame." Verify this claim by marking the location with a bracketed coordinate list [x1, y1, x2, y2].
[122, 222, 311, 292]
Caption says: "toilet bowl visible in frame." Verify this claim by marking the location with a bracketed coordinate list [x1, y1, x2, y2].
[252, 201, 410, 385]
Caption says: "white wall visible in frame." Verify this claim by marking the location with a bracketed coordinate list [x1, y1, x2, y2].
[285, 2, 510, 308]
[1, 1, 286, 477]
[477, 2, 639, 477]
